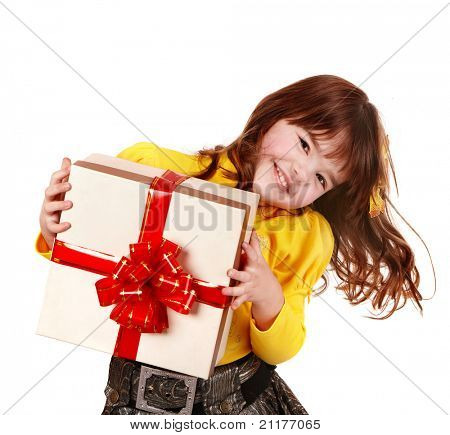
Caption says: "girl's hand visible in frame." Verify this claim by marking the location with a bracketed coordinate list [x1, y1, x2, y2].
[222, 229, 283, 310]
[39, 157, 73, 249]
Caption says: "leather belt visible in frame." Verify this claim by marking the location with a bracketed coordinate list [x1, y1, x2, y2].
[123, 352, 276, 415]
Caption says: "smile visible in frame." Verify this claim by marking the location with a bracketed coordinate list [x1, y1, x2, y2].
[274, 162, 289, 192]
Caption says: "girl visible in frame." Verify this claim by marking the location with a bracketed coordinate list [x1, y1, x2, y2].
[35, 75, 426, 415]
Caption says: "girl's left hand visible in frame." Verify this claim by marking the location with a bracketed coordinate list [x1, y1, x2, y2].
[222, 229, 282, 310]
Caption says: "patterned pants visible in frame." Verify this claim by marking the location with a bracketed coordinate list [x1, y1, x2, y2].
[101, 352, 308, 415]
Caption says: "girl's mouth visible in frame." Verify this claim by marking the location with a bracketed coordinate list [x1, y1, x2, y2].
[274, 162, 289, 193]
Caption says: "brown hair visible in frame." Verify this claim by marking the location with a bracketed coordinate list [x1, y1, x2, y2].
[187, 75, 433, 320]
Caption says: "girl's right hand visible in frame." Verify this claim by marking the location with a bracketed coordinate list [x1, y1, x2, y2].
[39, 157, 73, 250]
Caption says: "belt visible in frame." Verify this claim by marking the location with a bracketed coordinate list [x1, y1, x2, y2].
[121, 352, 276, 415]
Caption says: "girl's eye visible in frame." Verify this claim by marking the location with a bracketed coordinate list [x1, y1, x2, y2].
[300, 137, 310, 153]
[299, 136, 326, 189]
[317, 174, 326, 189]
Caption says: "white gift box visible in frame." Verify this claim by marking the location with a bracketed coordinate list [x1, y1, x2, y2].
[36, 153, 259, 379]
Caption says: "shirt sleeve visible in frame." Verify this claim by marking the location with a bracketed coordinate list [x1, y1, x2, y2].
[35, 231, 53, 261]
[249, 210, 335, 365]
[115, 141, 160, 166]
[34, 142, 160, 261]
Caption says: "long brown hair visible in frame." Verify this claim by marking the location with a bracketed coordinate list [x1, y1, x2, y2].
[187, 75, 433, 320]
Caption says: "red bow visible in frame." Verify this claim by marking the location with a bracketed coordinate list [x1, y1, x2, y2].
[95, 237, 197, 334]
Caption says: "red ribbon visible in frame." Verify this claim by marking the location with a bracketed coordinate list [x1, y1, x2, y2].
[51, 169, 231, 360]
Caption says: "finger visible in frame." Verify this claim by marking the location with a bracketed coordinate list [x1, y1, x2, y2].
[221, 286, 246, 297]
[45, 182, 72, 200]
[57, 157, 72, 202]
[60, 157, 71, 184]
[242, 240, 258, 263]
[239, 249, 248, 268]
[230, 294, 248, 310]
[249, 229, 263, 257]
[44, 200, 73, 214]
[227, 268, 251, 283]
[50, 167, 71, 186]
[46, 220, 71, 233]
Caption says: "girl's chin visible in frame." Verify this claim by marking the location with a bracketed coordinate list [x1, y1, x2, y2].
[259, 198, 296, 210]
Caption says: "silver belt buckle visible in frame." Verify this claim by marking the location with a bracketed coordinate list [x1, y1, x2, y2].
[136, 366, 198, 415]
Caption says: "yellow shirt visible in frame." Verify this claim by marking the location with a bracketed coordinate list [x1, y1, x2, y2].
[35, 142, 335, 366]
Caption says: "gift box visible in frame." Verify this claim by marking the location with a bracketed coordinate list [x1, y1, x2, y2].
[36, 153, 260, 379]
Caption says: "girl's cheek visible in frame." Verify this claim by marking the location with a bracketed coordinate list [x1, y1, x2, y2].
[294, 187, 317, 208]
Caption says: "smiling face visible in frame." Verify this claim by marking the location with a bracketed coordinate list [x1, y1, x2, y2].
[252, 119, 348, 210]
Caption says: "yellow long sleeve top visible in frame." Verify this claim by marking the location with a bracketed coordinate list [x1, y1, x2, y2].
[35, 142, 335, 366]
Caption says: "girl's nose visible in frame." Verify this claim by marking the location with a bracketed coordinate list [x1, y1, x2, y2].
[292, 165, 315, 193]
[292, 164, 307, 183]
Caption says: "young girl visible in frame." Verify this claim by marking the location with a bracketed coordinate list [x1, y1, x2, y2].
[35, 74, 425, 415]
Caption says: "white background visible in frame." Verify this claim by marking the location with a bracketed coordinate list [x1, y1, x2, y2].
[0, 0, 448, 433]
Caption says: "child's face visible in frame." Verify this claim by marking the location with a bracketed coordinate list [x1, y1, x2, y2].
[253, 119, 347, 210]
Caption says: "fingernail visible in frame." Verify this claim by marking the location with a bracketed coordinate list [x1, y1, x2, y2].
[227, 270, 233, 277]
